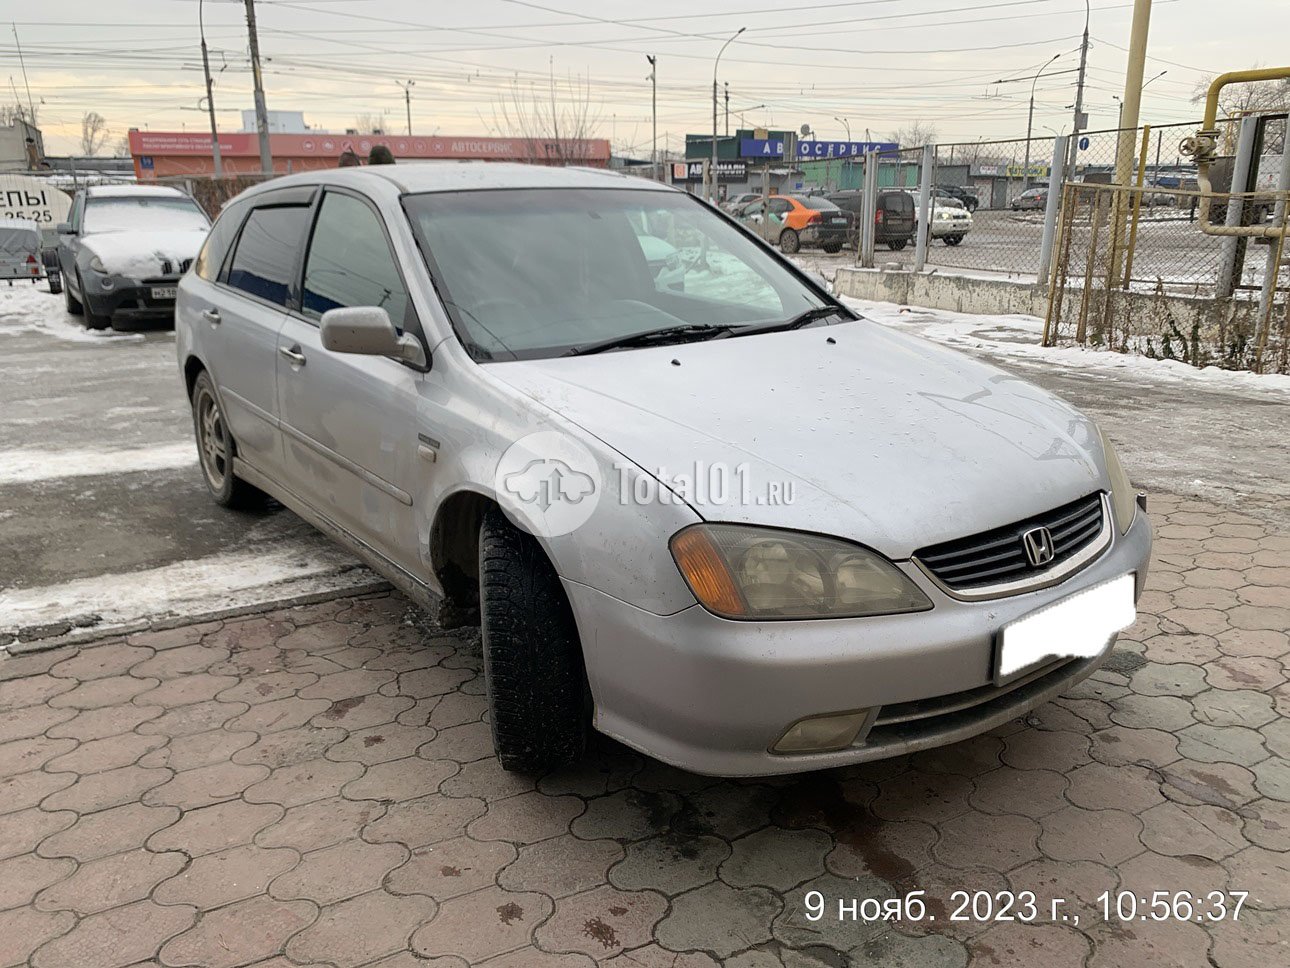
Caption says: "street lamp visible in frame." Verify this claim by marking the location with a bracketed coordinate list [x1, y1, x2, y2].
[834, 116, 851, 141]
[396, 79, 415, 136]
[712, 27, 745, 203]
[646, 55, 657, 181]
[1023, 53, 1061, 189]
[198, 0, 222, 177]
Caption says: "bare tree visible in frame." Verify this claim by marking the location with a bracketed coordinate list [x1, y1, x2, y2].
[1192, 74, 1290, 152]
[112, 133, 131, 158]
[351, 113, 387, 134]
[492, 66, 603, 165]
[80, 112, 108, 155]
[886, 121, 938, 147]
[1, 103, 33, 126]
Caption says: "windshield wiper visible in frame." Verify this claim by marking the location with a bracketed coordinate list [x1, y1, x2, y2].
[564, 324, 735, 357]
[723, 306, 851, 339]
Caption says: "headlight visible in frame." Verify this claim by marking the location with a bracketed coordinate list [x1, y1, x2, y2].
[88, 256, 106, 273]
[670, 524, 932, 620]
[1097, 425, 1137, 534]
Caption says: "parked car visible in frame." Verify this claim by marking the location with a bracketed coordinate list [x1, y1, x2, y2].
[911, 198, 973, 245]
[178, 164, 1150, 777]
[827, 189, 916, 250]
[931, 189, 967, 210]
[1011, 187, 1049, 211]
[722, 192, 761, 214]
[939, 186, 980, 211]
[56, 185, 211, 329]
[737, 194, 851, 253]
[0, 219, 43, 284]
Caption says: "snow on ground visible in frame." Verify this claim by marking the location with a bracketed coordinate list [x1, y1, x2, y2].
[0, 283, 144, 343]
[0, 442, 196, 485]
[840, 297, 1290, 396]
[0, 546, 377, 645]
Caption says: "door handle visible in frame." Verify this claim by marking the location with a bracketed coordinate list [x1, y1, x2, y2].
[279, 345, 307, 367]
[201, 308, 221, 325]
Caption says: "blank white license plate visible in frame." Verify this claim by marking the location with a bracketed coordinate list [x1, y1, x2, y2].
[151, 286, 177, 300]
[831, 217, 847, 224]
[997, 574, 1136, 682]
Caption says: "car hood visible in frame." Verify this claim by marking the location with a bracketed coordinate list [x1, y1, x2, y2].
[487, 320, 1105, 558]
[81, 229, 208, 278]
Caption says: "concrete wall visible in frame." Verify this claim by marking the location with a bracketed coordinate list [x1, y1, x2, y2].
[833, 267, 1280, 369]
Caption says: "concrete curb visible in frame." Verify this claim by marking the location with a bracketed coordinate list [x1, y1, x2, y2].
[1, 579, 394, 657]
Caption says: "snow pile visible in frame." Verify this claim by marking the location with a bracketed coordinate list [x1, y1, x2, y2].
[83, 229, 208, 278]
[844, 297, 1290, 395]
[0, 284, 143, 342]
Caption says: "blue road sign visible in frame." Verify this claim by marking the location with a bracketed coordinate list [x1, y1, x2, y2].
[1078, 136, 1090, 151]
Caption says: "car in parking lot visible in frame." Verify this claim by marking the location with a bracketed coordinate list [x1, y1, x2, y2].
[736, 194, 851, 253]
[56, 185, 211, 329]
[1011, 187, 1049, 211]
[827, 189, 916, 250]
[178, 163, 1150, 777]
[910, 196, 973, 245]
[0, 220, 43, 283]
[937, 186, 980, 211]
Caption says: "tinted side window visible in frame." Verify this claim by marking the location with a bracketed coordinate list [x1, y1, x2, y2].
[194, 201, 246, 281]
[768, 198, 791, 214]
[226, 206, 310, 307]
[302, 192, 409, 327]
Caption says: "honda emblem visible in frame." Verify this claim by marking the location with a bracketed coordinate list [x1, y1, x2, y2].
[1021, 526, 1056, 567]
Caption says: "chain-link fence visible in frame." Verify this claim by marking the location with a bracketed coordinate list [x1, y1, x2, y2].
[1043, 181, 1290, 373]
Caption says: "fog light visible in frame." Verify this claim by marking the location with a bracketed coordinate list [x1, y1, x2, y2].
[772, 710, 871, 754]
[99, 277, 114, 291]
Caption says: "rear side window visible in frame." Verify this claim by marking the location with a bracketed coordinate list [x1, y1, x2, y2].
[194, 201, 246, 281]
[226, 206, 310, 307]
[798, 197, 840, 211]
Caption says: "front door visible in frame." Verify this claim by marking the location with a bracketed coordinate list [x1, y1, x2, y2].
[275, 189, 426, 577]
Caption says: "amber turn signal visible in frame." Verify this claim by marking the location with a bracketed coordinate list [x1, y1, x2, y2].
[670, 526, 749, 618]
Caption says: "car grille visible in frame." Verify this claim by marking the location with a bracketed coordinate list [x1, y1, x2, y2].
[914, 492, 1105, 592]
[157, 258, 192, 276]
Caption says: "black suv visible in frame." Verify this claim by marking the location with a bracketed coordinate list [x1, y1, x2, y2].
[937, 186, 979, 212]
[827, 190, 917, 250]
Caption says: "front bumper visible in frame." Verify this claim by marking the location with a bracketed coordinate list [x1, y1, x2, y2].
[83, 275, 182, 322]
[566, 508, 1151, 776]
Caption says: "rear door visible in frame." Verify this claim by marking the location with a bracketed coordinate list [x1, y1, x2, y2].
[882, 192, 915, 235]
[202, 191, 315, 480]
[275, 188, 427, 576]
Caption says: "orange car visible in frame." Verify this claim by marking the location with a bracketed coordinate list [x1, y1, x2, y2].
[735, 194, 852, 254]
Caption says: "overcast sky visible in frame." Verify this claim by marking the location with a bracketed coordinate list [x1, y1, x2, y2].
[7, 0, 1289, 156]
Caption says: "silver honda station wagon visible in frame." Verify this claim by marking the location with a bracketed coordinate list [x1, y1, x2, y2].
[177, 164, 1151, 777]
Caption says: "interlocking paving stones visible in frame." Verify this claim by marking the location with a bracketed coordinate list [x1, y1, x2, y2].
[0, 494, 1286, 965]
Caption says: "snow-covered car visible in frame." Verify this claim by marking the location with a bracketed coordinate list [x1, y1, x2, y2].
[56, 185, 211, 329]
[914, 201, 973, 245]
[178, 164, 1150, 777]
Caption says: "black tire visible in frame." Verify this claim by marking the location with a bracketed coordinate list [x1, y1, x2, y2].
[47, 271, 62, 295]
[190, 370, 265, 509]
[945, 234, 964, 246]
[64, 273, 83, 315]
[779, 229, 800, 254]
[887, 239, 908, 251]
[479, 506, 587, 773]
[822, 242, 842, 254]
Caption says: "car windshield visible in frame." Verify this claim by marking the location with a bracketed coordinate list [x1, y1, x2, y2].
[404, 187, 828, 361]
[82, 196, 210, 234]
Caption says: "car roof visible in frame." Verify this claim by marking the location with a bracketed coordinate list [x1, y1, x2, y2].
[237, 161, 676, 201]
[84, 184, 190, 199]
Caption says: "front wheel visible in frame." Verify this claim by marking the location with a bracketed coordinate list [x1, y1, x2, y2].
[64, 273, 83, 315]
[77, 272, 110, 329]
[887, 239, 908, 251]
[779, 229, 800, 254]
[479, 507, 587, 773]
[944, 234, 965, 246]
[822, 241, 842, 254]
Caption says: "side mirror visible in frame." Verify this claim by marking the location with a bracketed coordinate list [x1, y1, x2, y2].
[56, 223, 75, 235]
[320, 306, 426, 368]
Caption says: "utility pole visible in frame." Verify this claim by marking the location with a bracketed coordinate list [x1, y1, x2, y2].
[712, 27, 744, 204]
[1068, 0, 1090, 173]
[198, 0, 223, 177]
[11, 25, 37, 127]
[724, 83, 729, 136]
[646, 56, 658, 182]
[396, 79, 415, 135]
[243, 0, 273, 175]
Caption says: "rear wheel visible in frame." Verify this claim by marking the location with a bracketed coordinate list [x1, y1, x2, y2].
[779, 229, 800, 254]
[887, 239, 908, 251]
[479, 507, 587, 773]
[822, 241, 842, 254]
[191, 370, 265, 509]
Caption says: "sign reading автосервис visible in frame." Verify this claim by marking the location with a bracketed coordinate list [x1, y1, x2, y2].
[796, 141, 900, 159]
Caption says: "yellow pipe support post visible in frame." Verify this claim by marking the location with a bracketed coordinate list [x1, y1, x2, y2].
[1122, 124, 1152, 291]
[1186, 66, 1290, 237]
